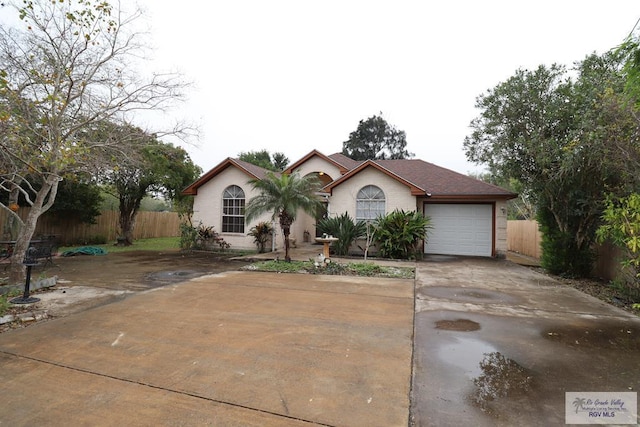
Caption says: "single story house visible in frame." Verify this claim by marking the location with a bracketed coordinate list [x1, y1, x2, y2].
[181, 150, 516, 257]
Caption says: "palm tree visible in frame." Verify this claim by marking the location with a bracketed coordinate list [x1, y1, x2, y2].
[245, 172, 322, 261]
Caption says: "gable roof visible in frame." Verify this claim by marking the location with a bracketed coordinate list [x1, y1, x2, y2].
[284, 150, 354, 175]
[324, 160, 427, 196]
[324, 159, 516, 200]
[182, 158, 274, 196]
[182, 151, 516, 200]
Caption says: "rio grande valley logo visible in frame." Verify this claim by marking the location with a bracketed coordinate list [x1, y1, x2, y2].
[566, 392, 637, 425]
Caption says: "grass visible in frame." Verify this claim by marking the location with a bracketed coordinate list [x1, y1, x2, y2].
[58, 237, 257, 257]
[244, 259, 415, 279]
[59, 237, 181, 254]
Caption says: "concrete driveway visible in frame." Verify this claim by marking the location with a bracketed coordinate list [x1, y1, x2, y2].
[1, 254, 639, 426]
[0, 270, 414, 426]
[412, 256, 640, 426]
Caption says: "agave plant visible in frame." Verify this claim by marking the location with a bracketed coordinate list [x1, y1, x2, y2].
[316, 212, 367, 256]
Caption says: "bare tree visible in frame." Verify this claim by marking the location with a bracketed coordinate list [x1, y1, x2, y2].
[0, 0, 190, 284]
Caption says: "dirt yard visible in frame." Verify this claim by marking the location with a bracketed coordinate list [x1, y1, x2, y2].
[1, 250, 252, 332]
[50, 249, 252, 291]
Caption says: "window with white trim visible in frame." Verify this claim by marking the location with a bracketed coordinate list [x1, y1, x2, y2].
[356, 185, 385, 221]
[222, 185, 245, 233]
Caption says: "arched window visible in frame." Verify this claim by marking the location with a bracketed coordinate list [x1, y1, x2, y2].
[222, 185, 245, 233]
[356, 185, 385, 221]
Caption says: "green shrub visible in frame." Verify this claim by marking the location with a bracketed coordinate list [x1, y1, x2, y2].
[180, 223, 229, 251]
[180, 223, 198, 250]
[316, 212, 366, 255]
[538, 202, 595, 278]
[248, 222, 273, 253]
[596, 193, 640, 301]
[375, 209, 432, 259]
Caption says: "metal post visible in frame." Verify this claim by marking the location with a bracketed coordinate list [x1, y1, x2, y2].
[10, 247, 40, 304]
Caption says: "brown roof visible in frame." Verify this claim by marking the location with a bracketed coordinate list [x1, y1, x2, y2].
[183, 151, 516, 200]
[285, 150, 353, 175]
[327, 152, 362, 170]
[181, 158, 274, 195]
[325, 159, 516, 200]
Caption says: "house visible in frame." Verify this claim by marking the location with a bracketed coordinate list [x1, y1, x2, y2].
[181, 150, 517, 257]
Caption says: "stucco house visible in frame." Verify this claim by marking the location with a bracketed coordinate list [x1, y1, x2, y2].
[181, 150, 516, 257]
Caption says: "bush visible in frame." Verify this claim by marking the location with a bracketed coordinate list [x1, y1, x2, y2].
[248, 222, 273, 253]
[316, 212, 366, 256]
[538, 206, 594, 277]
[596, 193, 640, 302]
[375, 209, 432, 259]
[180, 223, 230, 251]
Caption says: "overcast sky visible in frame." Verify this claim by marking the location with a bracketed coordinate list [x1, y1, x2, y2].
[82, 2, 640, 174]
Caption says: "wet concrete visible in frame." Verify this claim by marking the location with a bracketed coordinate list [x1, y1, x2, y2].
[412, 257, 640, 426]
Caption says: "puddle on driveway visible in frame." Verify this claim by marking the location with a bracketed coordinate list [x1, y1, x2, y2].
[414, 310, 640, 426]
[435, 318, 481, 331]
[437, 336, 496, 378]
[543, 322, 640, 350]
[472, 352, 533, 413]
[437, 334, 535, 416]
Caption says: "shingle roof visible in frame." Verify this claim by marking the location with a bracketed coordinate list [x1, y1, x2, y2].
[327, 153, 362, 170]
[285, 150, 354, 175]
[181, 158, 274, 195]
[324, 158, 516, 199]
[182, 151, 516, 200]
[375, 159, 515, 197]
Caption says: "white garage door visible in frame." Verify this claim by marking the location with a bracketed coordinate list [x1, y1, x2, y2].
[423, 204, 493, 257]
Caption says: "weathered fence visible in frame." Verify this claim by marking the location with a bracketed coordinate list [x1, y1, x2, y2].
[507, 220, 542, 259]
[1, 209, 180, 245]
[507, 220, 621, 281]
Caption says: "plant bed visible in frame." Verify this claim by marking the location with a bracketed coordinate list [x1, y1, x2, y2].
[242, 259, 415, 279]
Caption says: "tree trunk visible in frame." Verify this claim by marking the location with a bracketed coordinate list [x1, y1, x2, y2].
[280, 211, 293, 262]
[8, 178, 58, 285]
[118, 195, 141, 245]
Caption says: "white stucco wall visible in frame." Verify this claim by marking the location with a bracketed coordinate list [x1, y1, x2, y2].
[328, 167, 418, 219]
[191, 167, 272, 250]
[290, 156, 342, 183]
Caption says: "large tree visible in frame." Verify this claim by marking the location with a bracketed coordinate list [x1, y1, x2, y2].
[464, 53, 639, 276]
[238, 150, 289, 171]
[0, 0, 188, 283]
[342, 114, 414, 160]
[245, 172, 322, 262]
[102, 127, 201, 245]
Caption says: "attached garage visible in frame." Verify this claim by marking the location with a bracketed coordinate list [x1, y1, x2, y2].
[423, 203, 493, 257]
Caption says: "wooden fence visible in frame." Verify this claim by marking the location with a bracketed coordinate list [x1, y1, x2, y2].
[1, 208, 180, 245]
[507, 220, 621, 281]
[507, 220, 542, 259]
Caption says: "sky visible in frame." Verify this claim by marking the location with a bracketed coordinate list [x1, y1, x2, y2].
[49, 2, 640, 175]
